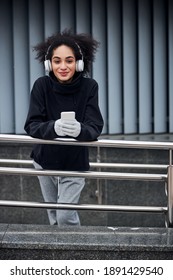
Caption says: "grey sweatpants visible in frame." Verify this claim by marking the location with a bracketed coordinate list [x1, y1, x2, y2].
[33, 161, 85, 226]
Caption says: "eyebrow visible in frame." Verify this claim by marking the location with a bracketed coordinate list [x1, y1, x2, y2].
[52, 56, 75, 59]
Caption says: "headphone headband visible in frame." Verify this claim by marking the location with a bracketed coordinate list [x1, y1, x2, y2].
[75, 42, 83, 59]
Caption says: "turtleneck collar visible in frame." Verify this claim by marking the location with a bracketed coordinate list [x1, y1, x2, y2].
[49, 72, 82, 95]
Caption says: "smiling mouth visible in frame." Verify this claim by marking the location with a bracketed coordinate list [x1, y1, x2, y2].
[59, 72, 68, 76]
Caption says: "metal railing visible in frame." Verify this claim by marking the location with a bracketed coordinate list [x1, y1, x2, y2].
[0, 133, 173, 227]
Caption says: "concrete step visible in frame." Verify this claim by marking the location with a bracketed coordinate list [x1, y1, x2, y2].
[0, 224, 173, 259]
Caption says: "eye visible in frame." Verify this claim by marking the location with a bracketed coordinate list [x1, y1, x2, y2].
[54, 60, 60, 64]
[66, 59, 74, 64]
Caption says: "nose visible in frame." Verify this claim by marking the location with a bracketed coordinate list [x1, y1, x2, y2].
[60, 61, 67, 70]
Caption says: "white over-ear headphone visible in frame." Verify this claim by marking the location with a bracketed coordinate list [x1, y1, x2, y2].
[44, 59, 52, 72]
[75, 43, 84, 72]
[44, 42, 84, 73]
[44, 44, 53, 72]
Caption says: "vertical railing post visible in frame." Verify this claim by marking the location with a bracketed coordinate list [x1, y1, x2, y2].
[166, 149, 173, 227]
[95, 146, 102, 204]
[169, 149, 172, 166]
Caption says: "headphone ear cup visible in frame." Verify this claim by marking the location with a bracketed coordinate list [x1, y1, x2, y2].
[76, 60, 84, 72]
[44, 60, 52, 72]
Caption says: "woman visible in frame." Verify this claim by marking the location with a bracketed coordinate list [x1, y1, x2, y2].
[24, 29, 104, 226]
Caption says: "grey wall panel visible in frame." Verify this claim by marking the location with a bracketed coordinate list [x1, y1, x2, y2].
[169, 0, 173, 132]
[13, 0, 30, 133]
[44, 0, 60, 38]
[107, 0, 122, 134]
[153, 0, 167, 133]
[60, 0, 75, 31]
[0, 0, 14, 133]
[138, 0, 152, 133]
[76, 0, 91, 33]
[92, 0, 107, 133]
[28, 0, 45, 90]
[122, 0, 137, 133]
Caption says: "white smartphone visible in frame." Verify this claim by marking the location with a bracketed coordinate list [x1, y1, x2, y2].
[61, 111, 75, 121]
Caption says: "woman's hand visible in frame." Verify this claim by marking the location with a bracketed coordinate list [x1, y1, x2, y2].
[54, 119, 81, 138]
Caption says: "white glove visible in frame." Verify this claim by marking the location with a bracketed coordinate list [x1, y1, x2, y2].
[54, 119, 66, 136]
[61, 120, 81, 138]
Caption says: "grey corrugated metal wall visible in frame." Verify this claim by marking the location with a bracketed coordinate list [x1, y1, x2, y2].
[0, 0, 172, 135]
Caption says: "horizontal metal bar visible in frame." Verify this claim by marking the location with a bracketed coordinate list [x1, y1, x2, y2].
[1, 134, 173, 149]
[0, 159, 33, 165]
[0, 159, 168, 170]
[0, 166, 167, 181]
[90, 163, 168, 170]
[0, 200, 167, 213]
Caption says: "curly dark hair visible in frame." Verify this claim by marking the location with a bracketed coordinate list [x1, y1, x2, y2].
[33, 29, 100, 74]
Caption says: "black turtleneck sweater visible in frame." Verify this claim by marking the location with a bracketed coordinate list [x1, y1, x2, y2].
[24, 73, 104, 171]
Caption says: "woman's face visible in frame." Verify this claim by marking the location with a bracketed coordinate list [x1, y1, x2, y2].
[51, 45, 76, 83]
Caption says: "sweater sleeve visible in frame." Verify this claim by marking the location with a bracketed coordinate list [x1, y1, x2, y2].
[24, 79, 57, 140]
[76, 82, 104, 141]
